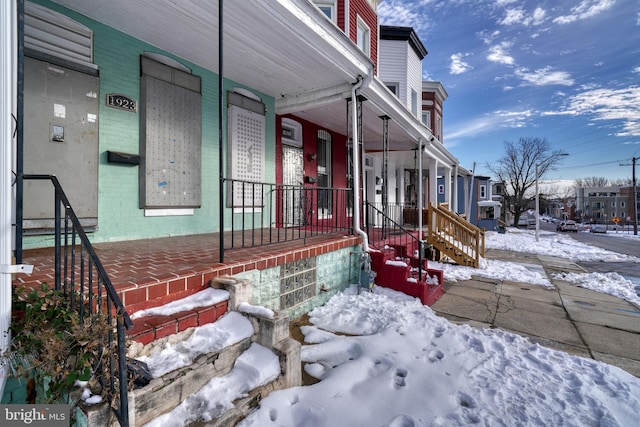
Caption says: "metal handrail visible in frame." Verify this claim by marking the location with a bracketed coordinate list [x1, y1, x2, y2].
[22, 174, 132, 427]
[364, 202, 425, 280]
[222, 178, 355, 250]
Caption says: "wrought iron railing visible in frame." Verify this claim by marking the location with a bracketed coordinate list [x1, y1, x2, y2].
[364, 202, 426, 280]
[22, 175, 132, 427]
[223, 179, 354, 250]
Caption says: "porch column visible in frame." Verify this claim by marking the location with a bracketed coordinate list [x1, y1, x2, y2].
[444, 165, 452, 210]
[380, 115, 389, 217]
[451, 164, 459, 213]
[428, 158, 439, 207]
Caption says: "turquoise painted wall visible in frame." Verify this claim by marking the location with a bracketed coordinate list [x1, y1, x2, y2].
[25, 1, 276, 248]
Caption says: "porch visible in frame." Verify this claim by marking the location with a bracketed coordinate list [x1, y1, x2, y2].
[14, 230, 361, 334]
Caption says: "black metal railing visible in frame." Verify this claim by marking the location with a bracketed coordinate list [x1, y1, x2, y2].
[22, 175, 132, 427]
[223, 179, 354, 249]
[364, 201, 429, 228]
[364, 202, 426, 280]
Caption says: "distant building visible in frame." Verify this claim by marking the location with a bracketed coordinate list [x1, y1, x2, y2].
[575, 186, 639, 225]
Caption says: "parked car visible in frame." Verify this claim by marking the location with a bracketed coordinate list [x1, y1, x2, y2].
[556, 220, 578, 232]
[590, 224, 607, 234]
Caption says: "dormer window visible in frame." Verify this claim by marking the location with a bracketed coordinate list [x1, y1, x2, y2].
[313, 1, 337, 23]
[385, 82, 399, 96]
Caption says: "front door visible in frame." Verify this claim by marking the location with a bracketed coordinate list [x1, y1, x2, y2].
[23, 57, 99, 231]
[282, 145, 305, 226]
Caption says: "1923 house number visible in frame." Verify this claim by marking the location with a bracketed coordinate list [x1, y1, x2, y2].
[106, 94, 137, 112]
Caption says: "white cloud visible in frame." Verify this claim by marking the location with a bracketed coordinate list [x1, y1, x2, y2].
[499, 6, 546, 26]
[446, 110, 533, 143]
[500, 8, 525, 25]
[516, 66, 575, 86]
[449, 52, 473, 74]
[543, 86, 640, 137]
[487, 42, 515, 65]
[477, 29, 501, 45]
[377, 0, 431, 32]
[553, 0, 616, 24]
[633, 66, 640, 73]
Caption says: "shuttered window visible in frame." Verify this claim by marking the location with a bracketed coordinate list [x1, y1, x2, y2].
[25, 2, 95, 70]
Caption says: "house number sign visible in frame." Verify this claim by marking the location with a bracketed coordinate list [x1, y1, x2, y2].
[106, 93, 137, 112]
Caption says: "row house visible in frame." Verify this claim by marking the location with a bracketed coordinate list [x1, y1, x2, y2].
[1, 1, 476, 419]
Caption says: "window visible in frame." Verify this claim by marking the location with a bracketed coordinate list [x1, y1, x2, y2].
[140, 55, 202, 209]
[422, 111, 431, 129]
[318, 130, 332, 217]
[281, 118, 302, 147]
[621, 201, 626, 208]
[385, 82, 399, 95]
[611, 201, 616, 208]
[495, 184, 503, 195]
[357, 18, 370, 56]
[314, 1, 336, 22]
[411, 89, 418, 116]
[436, 115, 442, 140]
[480, 185, 486, 199]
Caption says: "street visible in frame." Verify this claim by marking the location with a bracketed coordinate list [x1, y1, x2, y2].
[539, 221, 640, 289]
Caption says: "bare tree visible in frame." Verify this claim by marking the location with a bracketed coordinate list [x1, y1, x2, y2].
[574, 177, 609, 188]
[487, 137, 566, 225]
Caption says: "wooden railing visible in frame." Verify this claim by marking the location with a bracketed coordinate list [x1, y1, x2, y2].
[427, 202, 485, 268]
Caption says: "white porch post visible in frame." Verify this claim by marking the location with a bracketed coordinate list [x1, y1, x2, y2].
[428, 158, 439, 207]
[444, 166, 452, 210]
[1, 0, 17, 396]
[451, 164, 459, 213]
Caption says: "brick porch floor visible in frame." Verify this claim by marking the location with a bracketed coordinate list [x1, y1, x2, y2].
[14, 231, 362, 315]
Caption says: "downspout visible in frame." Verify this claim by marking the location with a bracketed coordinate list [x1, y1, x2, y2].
[351, 75, 369, 252]
[1, 0, 17, 396]
[417, 139, 423, 233]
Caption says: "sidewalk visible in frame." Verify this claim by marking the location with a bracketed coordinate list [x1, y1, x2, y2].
[431, 248, 640, 377]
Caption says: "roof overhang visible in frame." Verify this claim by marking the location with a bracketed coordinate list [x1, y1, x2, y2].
[49, 0, 457, 168]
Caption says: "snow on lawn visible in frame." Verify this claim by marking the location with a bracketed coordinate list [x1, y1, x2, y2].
[239, 286, 640, 427]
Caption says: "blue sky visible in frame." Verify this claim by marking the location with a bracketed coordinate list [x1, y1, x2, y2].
[378, 0, 640, 185]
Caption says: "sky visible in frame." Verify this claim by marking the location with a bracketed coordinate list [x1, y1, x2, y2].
[74, 227, 640, 426]
[377, 0, 640, 185]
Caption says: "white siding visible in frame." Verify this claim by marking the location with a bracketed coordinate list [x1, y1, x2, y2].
[378, 39, 408, 106]
[407, 48, 422, 119]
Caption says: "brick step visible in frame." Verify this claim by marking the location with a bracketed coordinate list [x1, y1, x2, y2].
[368, 246, 444, 306]
[126, 286, 230, 345]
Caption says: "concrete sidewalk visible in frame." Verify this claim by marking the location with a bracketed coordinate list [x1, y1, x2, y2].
[431, 249, 640, 378]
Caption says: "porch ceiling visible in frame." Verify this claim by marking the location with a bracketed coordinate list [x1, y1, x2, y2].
[51, 0, 457, 166]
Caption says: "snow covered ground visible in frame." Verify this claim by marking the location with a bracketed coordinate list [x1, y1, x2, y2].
[126, 228, 640, 426]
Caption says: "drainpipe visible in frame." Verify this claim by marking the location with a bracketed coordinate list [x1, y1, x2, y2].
[1, 0, 16, 396]
[351, 75, 369, 252]
[418, 139, 423, 234]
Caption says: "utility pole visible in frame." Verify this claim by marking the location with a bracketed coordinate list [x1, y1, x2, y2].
[620, 157, 638, 235]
